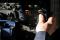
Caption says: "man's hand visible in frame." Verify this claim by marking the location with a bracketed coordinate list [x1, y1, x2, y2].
[36, 14, 57, 35]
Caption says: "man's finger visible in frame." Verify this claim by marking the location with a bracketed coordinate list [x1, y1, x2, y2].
[38, 14, 45, 23]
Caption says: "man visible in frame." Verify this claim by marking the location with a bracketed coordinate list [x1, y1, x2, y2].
[34, 9, 60, 40]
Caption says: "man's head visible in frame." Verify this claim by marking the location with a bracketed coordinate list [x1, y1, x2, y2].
[25, 10, 31, 16]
